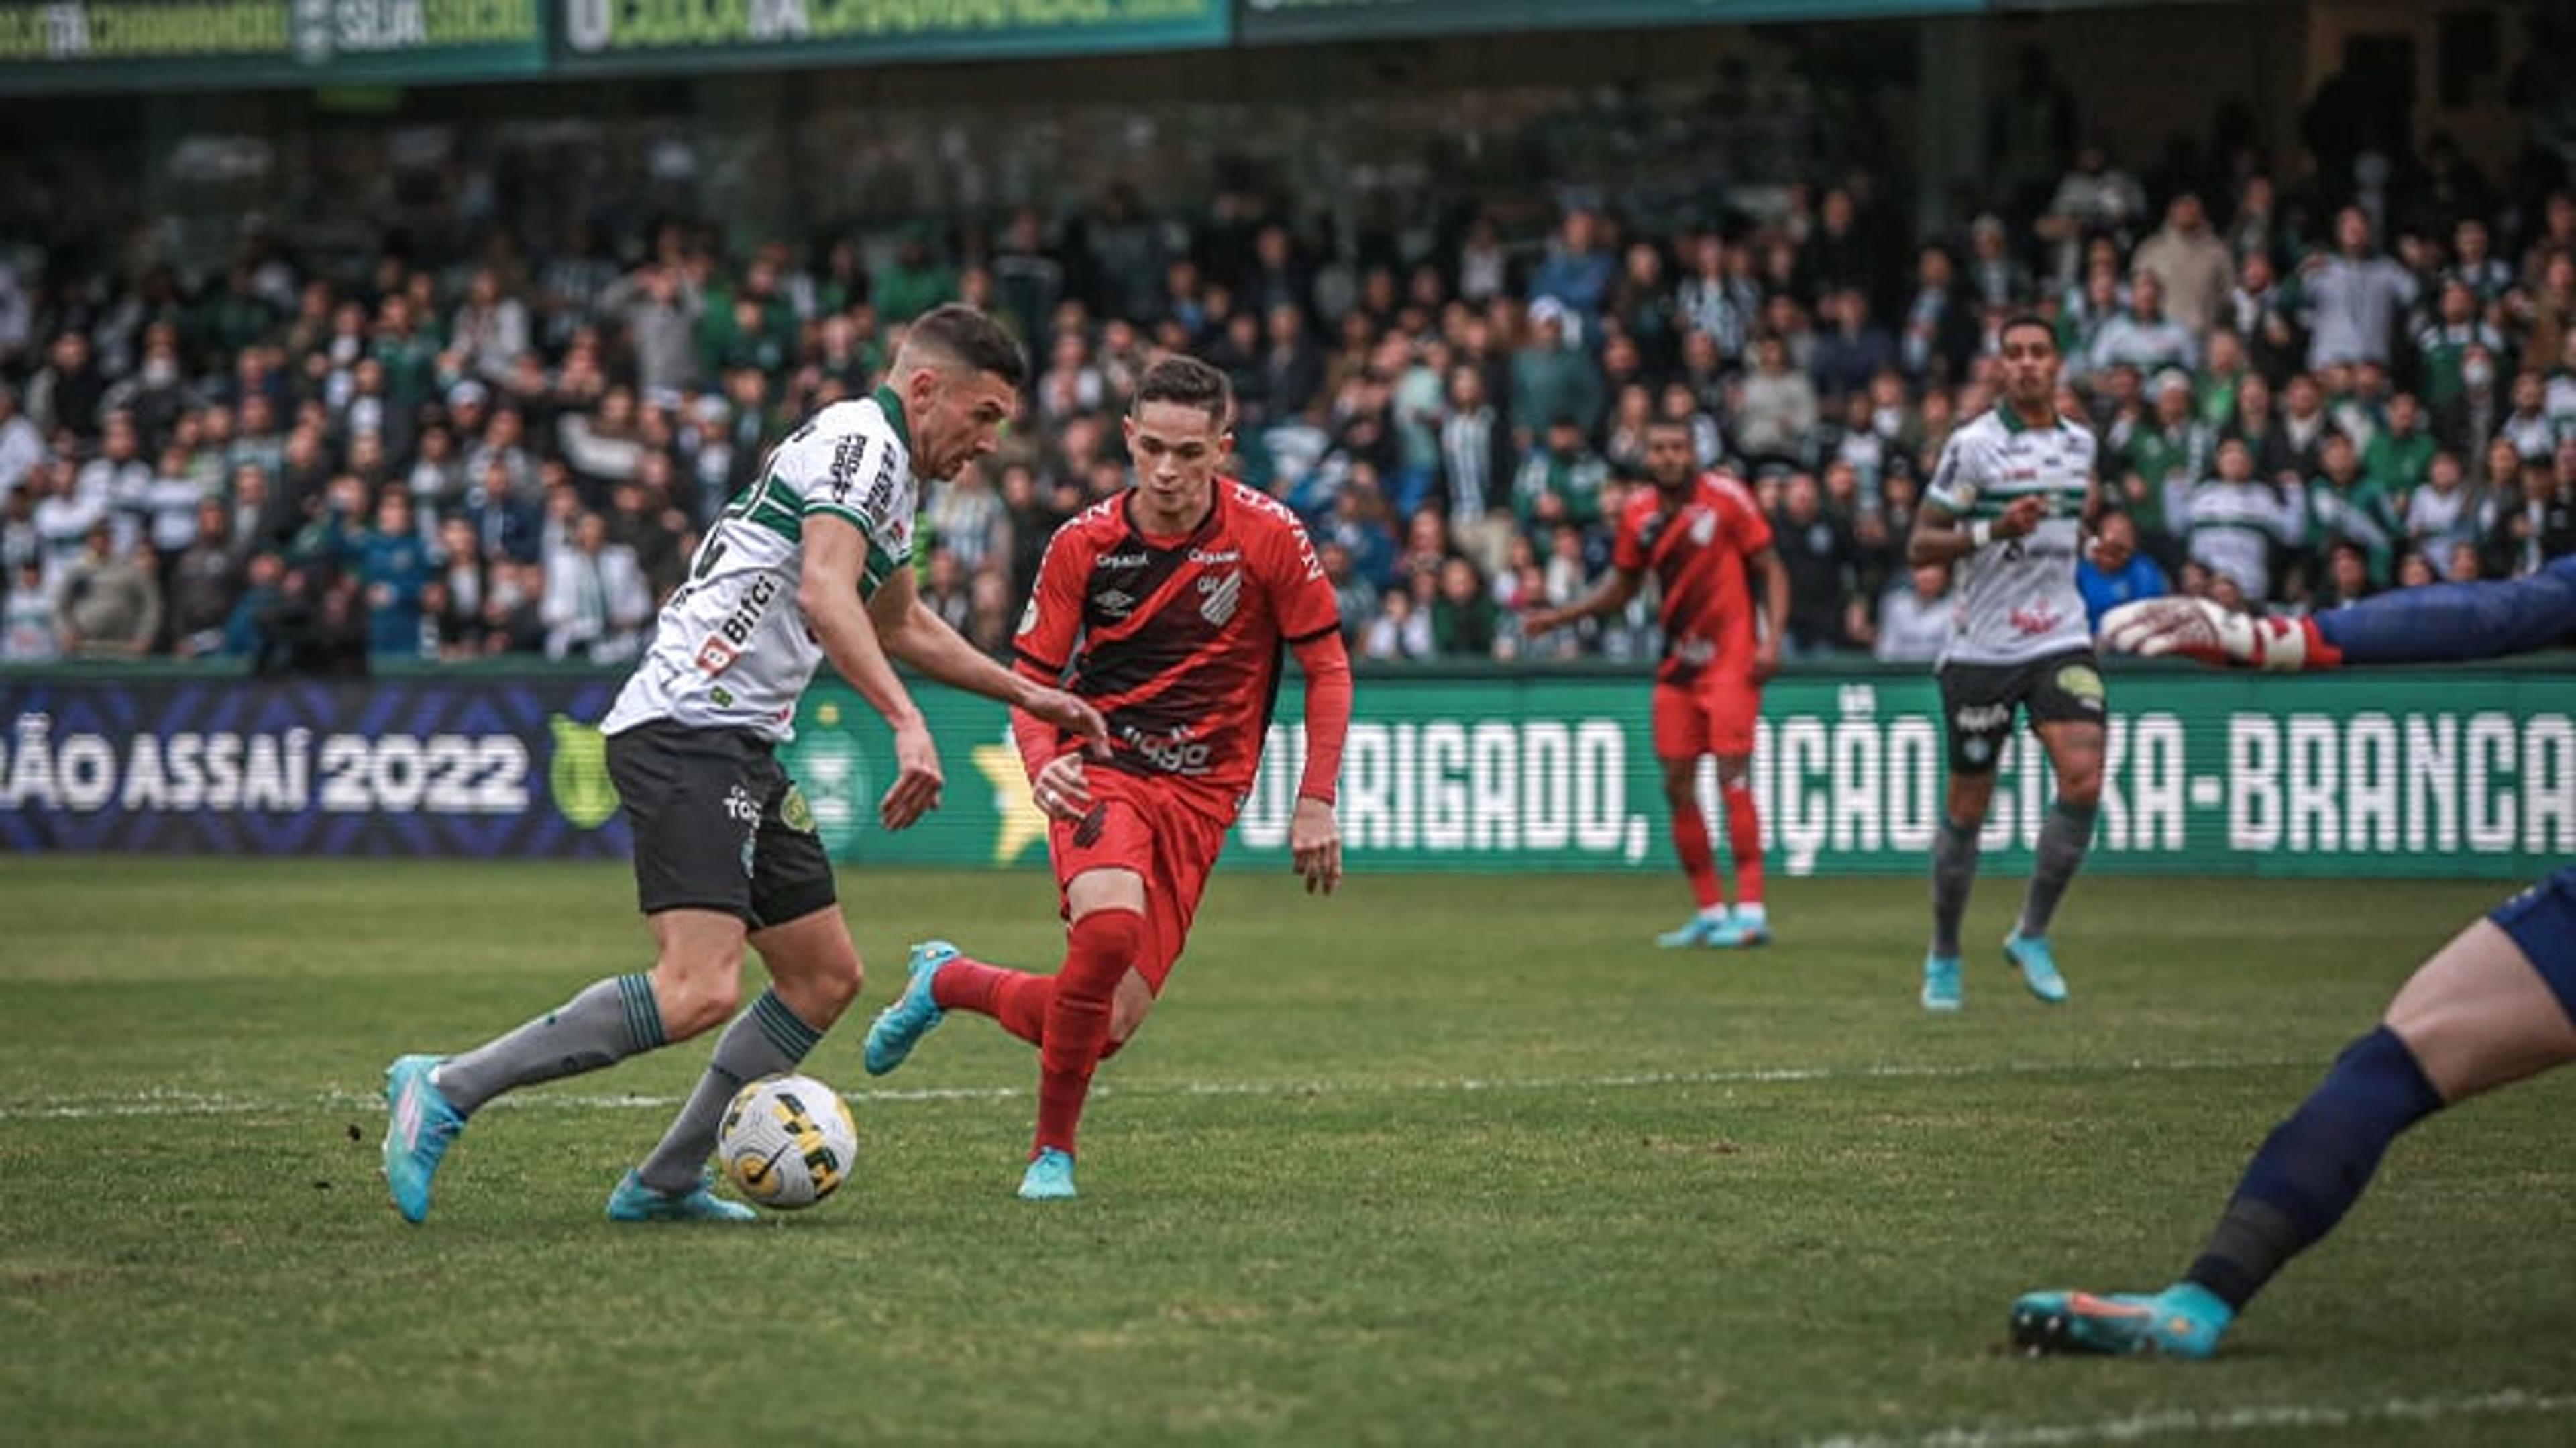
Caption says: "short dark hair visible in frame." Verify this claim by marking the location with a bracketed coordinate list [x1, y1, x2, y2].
[904, 304, 1027, 389]
[1132, 354, 1233, 426]
[1999, 313, 2057, 350]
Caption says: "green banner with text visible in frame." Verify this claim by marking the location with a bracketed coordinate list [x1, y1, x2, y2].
[1236, 0, 1980, 46]
[552, 0, 1228, 74]
[0, 0, 545, 93]
[776, 667, 2574, 880]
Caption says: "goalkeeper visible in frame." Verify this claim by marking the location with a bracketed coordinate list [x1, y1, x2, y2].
[2009, 556, 2576, 1357]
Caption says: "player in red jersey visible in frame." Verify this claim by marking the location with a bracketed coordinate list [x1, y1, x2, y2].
[1524, 418, 1789, 948]
[861, 354, 1354, 1200]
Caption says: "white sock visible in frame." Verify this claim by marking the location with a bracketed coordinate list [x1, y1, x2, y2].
[1733, 902, 1767, 928]
[1697, 903, 1731, 923]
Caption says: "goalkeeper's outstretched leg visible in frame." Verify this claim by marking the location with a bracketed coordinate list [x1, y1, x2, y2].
[2012, 853, 2576, 1357]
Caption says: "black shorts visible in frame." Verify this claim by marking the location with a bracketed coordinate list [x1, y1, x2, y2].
[604, 720, 837, 928]
[1935, 647, 2108, 774]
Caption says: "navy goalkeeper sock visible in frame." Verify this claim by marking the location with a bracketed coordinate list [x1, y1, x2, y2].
[2185, 1026, 2445, 1311]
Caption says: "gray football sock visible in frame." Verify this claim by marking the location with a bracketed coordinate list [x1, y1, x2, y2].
[1929, 817, 1981, 958]
[432, 974, 665, 1117]
[635, 990, 824, 1195]
[2019, 800, 2099, 939]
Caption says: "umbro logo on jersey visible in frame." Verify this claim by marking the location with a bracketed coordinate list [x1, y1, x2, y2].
[1199, 571, 1242, 625]
[1095, 589, 1138, 619]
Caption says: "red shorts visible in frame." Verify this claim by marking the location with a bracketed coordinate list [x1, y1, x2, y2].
[1047, 770, 1230, 994]
[1652, 670, 1760, 760]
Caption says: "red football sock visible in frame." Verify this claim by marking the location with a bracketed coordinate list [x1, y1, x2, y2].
[1721, 778, 1764, 907]
[932, 956, 1051, 1047]
[1034, 907, 1144, 1157]
[1671, 802, 1723, 911]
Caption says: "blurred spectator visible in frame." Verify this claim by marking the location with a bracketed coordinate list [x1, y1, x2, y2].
[541, 510, 650, 662]
[2302, 207, 2417, 370]
[53, 523, 160, 657]
[2129, 193, 2233, 336]
[3, 557, 54, 661]
[2187, 437, 2300, 601]
[1772, 472, 1861, 655]
[2075, 510, 2168, 631]
[1513, 417, 1609, 533]
[2403, 450, 2481, 576]
[1872, 562, 1953, 663]
[168, 499, 244, 658]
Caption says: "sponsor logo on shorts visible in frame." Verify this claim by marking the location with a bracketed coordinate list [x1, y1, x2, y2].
[780, 785, 816, 834]
[723, 784, 761, 825]
[2055, 664, 2106, 702]
[1953, 703, 2012, 732]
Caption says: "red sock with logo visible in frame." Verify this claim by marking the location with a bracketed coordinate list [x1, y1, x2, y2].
[1034, 907, 1145, 1157]
[932, 957, 1051, 1047]
[1721, 779, 1764, 907]
[1671, 806, 1723, 911]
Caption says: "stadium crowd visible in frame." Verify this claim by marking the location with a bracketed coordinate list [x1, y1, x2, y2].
[2, 114, 2573, 673]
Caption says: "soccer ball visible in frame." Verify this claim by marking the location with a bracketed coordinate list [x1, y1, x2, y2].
[716, 1074, 859, 1210]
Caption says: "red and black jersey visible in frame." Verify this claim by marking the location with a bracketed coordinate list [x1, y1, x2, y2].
[1014, 480, 1340, 821]
[1611, 472, 1774, 686]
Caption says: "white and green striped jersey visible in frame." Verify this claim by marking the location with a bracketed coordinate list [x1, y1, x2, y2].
[1923, 406, 2098, 666]
[603, 388, 920, 741]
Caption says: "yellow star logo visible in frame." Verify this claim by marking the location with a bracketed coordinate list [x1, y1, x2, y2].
[973, 734, 1051, 866]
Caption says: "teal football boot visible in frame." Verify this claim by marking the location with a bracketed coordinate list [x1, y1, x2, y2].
[1656, 913, 1730, 949]
[2004, 931, 2070, 1003]
[863, 940, 957, 1076]
[1018, 1147, 1077, 1201]
[1706, 913, 1770, 948]
[2008, 1284, 2232, 1359]
[605, 1170, 758, 1223]
[1921, 953, 1963, 1012]
[382, 1054, 464, 1225]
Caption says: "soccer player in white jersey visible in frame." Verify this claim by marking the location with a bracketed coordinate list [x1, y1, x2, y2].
[1907, 314, 2107, 1011]
[380, 305, 1106, 1223]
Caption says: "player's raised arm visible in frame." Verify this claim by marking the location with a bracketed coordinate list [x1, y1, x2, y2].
[1523, 564, 1644, 637]
[2102, 554, 2576, 669]
[801, 513, 943, 830]
[867, 560, 1106, 749]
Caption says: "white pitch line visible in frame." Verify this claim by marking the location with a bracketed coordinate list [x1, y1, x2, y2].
[1800, 1388, 2576, 1448]
[0, 1055, 2309, 1122]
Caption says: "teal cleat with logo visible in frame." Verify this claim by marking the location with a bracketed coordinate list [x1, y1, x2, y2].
[2004, 931, 2070, 1003]
[1921, 953, 1963, 1012]
[1656, 914, 1731, 949]
[605, 1170, 758, 1223]
[1706, 915, 1770, 949]
[1018, 1147, 1078, 1201]
[2008, 1283, 2233, 1359]
[863, 940, 957, 1076]
[382, 1054, 464, 1225]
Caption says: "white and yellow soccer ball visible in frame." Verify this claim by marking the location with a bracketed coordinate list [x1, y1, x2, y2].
[717, 1074, 859, 1210]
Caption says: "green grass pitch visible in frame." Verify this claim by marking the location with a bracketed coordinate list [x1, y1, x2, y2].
[3, 860, 2573, 1446]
